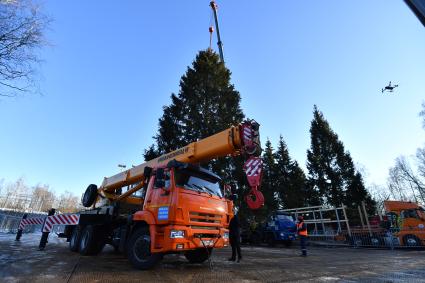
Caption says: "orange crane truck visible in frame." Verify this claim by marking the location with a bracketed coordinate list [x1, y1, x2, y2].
[62, 120, 263, 269]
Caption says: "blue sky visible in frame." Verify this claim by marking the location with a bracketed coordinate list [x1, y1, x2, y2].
[0, 0, 424, 196]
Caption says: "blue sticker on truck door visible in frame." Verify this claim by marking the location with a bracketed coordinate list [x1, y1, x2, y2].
[158, 206, 169, 221]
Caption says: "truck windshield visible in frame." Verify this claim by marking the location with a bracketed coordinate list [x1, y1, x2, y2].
[174, 169, 222, 198]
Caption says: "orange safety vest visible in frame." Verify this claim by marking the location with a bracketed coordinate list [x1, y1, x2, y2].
[297, 222, 307, 236]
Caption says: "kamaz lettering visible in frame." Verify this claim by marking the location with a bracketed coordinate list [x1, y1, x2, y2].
[157, 147, 189, 163]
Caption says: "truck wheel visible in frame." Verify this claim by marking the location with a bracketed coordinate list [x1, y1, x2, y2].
[127, 227, 162, 270]
[283, 240, 292, 247]
[403, 235, 421, 247]
[184, 248, 212, 263]
[69, 226, 82, 252]
[79, 225, 105, 255]
[82, 184, 98, 207]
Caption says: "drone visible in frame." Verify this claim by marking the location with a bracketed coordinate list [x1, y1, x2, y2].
[381, 81, 399, 93]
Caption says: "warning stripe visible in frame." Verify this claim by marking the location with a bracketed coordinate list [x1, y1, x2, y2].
[243, 127, 252, 140]
[42, 214, 79, 232]
[247, 163, 261, 176]
[245, 158, 255, 168]
[19, 217, 46, 230]
[244, 158, 263, 177]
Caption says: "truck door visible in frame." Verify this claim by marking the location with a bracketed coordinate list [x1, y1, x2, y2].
[144, 169, 173, 223]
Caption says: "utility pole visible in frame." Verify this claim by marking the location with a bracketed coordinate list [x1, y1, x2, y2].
[210, 1, 225, 64]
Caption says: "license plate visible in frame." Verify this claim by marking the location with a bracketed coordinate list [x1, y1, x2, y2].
[201, 240, 214, 246]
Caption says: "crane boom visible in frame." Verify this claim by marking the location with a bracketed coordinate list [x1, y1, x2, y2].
[210, 1, 225, 64]
[98, 120, 263, 209]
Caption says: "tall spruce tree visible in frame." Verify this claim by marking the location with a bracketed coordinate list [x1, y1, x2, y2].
[144, 50, 249, 208]
[306, 106, 376, 212]
[256, 139, 279, 221]
[346, 172, 376, 214]
[274, 136, 309, 208]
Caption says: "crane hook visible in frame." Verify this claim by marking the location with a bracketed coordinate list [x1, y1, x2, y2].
[246, 188, 264, 210]
[243, 156, 264, 210]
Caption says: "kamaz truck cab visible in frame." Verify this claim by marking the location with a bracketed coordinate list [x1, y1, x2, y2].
[131, 161, 232, 262]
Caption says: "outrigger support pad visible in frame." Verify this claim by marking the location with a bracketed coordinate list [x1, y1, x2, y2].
[15, 213, 28, 241]
[39, 208, 56, 250]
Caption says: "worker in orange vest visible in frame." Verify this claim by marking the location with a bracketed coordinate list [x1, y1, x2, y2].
[297, 215, 307, 256]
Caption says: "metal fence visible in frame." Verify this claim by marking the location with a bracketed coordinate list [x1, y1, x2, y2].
[344, 228, 423, 249]
[304, 228, 424, 249]
[0, 209, 46, 233]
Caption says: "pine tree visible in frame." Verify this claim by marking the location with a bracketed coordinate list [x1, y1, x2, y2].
[143, 144, 160, 161]
[346, 172, 377, 214]
[306, 106, 375, 212]
[256, 139, 279, 221]
[289, 161, 311, 207]
[274, 135, 309, 208]
[145, 50, 248, 206]
[160, 50, 244, 146]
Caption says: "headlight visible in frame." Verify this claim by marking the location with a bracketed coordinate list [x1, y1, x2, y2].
[170, 230, 185, 238]
[280, 232, 284, 237]
[223, 232, 229, 239]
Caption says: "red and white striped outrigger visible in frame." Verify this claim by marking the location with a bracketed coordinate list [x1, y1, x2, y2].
[16, 210, 80, 250]
[18, 217, 45, 230]
[42, 214, 79, 232]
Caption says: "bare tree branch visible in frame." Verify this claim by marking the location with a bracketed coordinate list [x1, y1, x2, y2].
[388, 156, 425, 204]
[0, 0, 50, 97]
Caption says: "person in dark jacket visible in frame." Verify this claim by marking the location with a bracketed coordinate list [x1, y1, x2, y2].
[297, 215, 308, 256]
[228, 213, 242, 262]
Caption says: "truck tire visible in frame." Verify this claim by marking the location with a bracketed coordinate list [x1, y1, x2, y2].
[82, 184, 98, 208]
[79, 225, 105, 255]
[403, 235, 421, 247]
[127, 227, 162, 270]
[69, 226, 82, 252]
[184, 248, 212, 263]
[283, 240, 292, 247]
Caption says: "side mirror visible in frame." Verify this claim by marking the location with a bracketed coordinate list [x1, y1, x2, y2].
[154, 168, 165, 188]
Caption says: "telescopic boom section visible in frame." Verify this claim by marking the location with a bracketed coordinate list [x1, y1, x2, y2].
[210, 0, 225, 64]
[99, 120, 264, 209]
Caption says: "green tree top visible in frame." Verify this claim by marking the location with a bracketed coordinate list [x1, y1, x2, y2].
[144, 50, 249, 213]
[307, 105, 375, 212]
[145, 50, 244, 159]
[274, 135, 309, 208]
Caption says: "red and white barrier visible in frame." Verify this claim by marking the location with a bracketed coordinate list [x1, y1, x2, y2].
[42, 214, 79, 232]
[18, 217, 46, 230]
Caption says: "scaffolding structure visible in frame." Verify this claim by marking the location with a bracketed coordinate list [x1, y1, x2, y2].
[280, 205, 351, 237]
